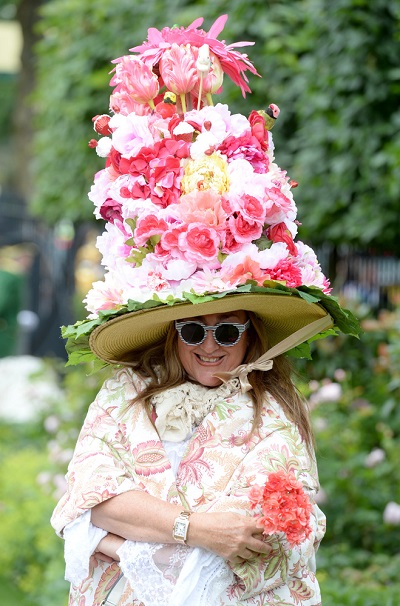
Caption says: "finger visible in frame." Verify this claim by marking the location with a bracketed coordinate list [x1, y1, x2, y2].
[248, 538, 272, 555]
[230, 556, 244, 564]
[95, 552, 114, 563]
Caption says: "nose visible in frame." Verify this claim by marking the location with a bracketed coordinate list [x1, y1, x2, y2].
[201, 329, 219, 352]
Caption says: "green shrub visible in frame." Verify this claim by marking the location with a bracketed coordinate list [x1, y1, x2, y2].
[297, 305, 400, 586]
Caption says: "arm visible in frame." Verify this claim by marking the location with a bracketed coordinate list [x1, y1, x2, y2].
[94, 532, 125, 562]
[91, 490, 270, 561]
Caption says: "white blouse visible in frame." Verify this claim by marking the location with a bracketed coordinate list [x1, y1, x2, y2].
[62, 381, 241, 606]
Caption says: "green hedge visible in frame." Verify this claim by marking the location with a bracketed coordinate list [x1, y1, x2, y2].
[1, 305, 399, 603]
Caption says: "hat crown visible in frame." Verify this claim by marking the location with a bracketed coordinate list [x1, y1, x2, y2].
[85, 15, 331, 318]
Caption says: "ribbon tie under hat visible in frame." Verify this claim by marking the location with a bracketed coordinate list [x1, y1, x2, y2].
[214, 315, 333, 393]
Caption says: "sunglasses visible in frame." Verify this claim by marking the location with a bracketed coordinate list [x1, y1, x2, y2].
[175, 320, 250, 347]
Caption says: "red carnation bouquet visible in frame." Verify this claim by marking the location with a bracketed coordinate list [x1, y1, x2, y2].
[249, 470, 313, 547]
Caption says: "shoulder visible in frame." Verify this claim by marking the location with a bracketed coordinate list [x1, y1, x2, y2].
[93, 367, 148, 415]
[261, 390, 293, 426]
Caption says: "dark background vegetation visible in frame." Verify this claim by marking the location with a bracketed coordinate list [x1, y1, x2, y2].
[0, 1, 399, 604]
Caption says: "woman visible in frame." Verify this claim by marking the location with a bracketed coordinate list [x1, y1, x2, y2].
[52, 14, 359, 606]
[52, 309, 326, 605]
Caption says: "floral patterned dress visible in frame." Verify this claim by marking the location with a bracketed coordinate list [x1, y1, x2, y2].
[51, 367, 325, 606]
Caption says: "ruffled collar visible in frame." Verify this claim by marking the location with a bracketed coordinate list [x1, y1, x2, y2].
[151, 378, 241, 442]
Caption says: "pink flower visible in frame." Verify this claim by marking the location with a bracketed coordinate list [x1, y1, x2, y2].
[159, 43, 198, 97]
[149, 139, 189, 207]
[264, 187, 295, 224]
[179, 223, 220, 264]
[130, 15, 259, 97]
[96, 221, 132, 270]
[220, 225, 243, 254]
[119, 145, 154, 178]
[99, 198, 123, 224]
[84, 274, 125, 314]
[109, 114, 156, 158]
[134, 213, 168, 246]
[267, 222, 298, 256]
[110, 91, 152, 116]
[217, 132, 269, 173]
[231, 194, 266, 224]
[92, 114, 112, 136]
[249, 470, 313, 547]
[248, 110, 269, 151]
[228, 213, 263, 244]
[267, 258, 302, 287]
[120, 174, 151, 201]
[111, 56, 159, 109]
[161, 224, 187, 253]
[221, 255, 265, 286]
[178, 189, 227, 230]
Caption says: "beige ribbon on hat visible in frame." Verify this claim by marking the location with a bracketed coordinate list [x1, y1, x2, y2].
[214, 315, 333, 393]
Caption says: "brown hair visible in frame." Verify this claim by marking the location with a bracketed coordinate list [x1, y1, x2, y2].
[124, 312, 314, 451]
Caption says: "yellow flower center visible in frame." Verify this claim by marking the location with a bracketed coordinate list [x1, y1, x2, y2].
[181, 153, 230, 195]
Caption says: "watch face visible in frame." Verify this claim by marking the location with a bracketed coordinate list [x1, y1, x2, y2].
[175, 521, 187, 536]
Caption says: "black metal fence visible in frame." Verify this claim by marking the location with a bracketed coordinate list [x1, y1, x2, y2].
[316, 244, 400, 311]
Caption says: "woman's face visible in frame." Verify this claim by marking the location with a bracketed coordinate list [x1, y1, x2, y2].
[176, 311, 249, 387]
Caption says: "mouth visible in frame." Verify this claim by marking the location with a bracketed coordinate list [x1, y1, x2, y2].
[195, 354, 223, 364]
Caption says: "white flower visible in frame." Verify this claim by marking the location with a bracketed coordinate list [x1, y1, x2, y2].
[309, 382, 342, 406]
[364, 448, 386, 468]
[110, 113, 156, 157]
[88, 169, 112, 217]
[95, 136, 112, 157]
[163, 259, 197, 281]
[189, 131, 219, 160]
[0, 356, 62, 423]
[173, 122, 195, 136]
[258, 242, 288, 270]
[313, 417, 328, 431]
[383, 502, 400, 525]
[44, 415, 61, 433]
[334, 368, 346, 382]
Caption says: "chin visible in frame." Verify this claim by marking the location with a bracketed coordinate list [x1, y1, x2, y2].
[191, 372, 223, 388]
[203, 377, 223, 387]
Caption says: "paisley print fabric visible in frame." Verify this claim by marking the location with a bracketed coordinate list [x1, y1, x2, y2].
[52, 367, 325, 605]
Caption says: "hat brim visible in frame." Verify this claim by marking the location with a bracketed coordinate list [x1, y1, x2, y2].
[89, 292, 332, 364]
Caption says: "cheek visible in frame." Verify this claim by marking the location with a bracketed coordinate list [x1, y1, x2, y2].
[232, 334, 248, 365]
[177, 338, 192, 373]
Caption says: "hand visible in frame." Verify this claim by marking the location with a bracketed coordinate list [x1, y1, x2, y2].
[94, 533, 125, 563]
[188, 512, 271, 562]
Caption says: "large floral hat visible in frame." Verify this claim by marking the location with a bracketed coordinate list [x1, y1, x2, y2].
[63, 14, 360, 367]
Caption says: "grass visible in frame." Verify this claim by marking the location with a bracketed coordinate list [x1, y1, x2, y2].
[319, 577, 400, 606]
[0, 576, 35, 606]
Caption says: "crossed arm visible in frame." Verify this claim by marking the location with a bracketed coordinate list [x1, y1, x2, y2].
[91, 490, 270, 563]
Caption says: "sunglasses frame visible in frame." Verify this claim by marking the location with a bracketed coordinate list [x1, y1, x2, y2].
[175, 320, 250, 347]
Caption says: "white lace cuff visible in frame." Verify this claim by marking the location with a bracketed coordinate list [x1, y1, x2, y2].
[63, 510, 107, 585]
[117, 540, 234, 606]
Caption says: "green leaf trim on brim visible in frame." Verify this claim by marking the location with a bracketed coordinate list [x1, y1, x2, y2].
[61, 282, 361, 367]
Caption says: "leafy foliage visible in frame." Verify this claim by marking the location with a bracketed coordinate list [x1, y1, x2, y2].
[296, 305, 400, 588]
[0, 424, 67, 606]
[0, 305, 399, 603]
[31, 0, 400, 254]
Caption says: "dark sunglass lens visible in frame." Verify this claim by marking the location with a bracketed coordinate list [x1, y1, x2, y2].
[180, 323, 205, 344]
[215, 324, 240, 345]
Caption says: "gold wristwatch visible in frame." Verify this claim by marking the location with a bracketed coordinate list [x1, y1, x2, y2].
[172, 510, 192, 544]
